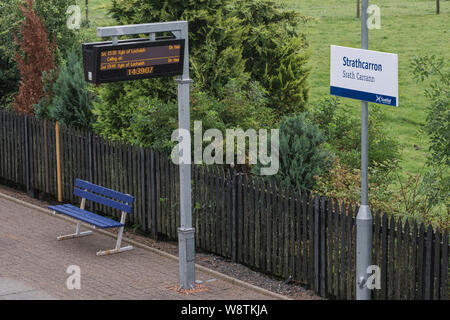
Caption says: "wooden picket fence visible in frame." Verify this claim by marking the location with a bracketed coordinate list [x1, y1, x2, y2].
[0, 109, 448, 300]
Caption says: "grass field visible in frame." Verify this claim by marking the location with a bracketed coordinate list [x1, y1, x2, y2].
[81, 0, 449, 177]
[78, 0, 115, 39]
[278, 0, 449, 176]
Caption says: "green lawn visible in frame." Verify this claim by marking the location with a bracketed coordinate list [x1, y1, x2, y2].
[278, 0, 449, 176]
[83, 0, 114, 25]
[78, 0, 115, 41]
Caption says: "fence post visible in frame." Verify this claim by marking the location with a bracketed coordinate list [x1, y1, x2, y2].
[43, 120, 50, 194]
[140, 147, 147, 232]
[441, 231, 448, 300]
[55, 121, 62, 202]
[86, 131, 93, 212]
[314, 194, 320, 292]
[357, 0, 360, 18]
[150, 149, 157, 239]
[88, 132, 93, 182]
[23, 115, 37, 198]
[320, 196, 327, 297]
[24, 115, 31, 196]
[231, 168, 238, 262]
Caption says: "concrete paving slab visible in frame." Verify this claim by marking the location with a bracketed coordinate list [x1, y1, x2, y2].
[0, 277, 34, 296]
[0, 277, 56, 300]
[1, 289, 56, 300]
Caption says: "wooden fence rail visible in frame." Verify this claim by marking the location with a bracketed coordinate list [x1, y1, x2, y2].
[0, 110, 448, 300]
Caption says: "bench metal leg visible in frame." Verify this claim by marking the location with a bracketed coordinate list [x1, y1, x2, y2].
[57, 221, 93, 241]
[96, 246, 133, 256]
[55, 208, 133, 256]
[96, 225, 133, 256]
[57, 231, 93, 241]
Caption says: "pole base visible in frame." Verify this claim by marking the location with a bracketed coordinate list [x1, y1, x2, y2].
[356, 204, 373, 300]
[178, 227, 195, 289]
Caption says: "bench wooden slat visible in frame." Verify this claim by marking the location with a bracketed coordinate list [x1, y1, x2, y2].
[49, 205, 111, 228]
[75, 179, 134, 204]
[61, 204, 124, 228]
[49, 204, 124, 229]
[74, 188, 133, 213]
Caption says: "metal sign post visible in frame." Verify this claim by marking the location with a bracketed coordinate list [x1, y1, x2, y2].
[174, 23, 195, 290]
[96, 21, 195, 290]
[356, 0, 373, 300]
[331, 1, 398, 300]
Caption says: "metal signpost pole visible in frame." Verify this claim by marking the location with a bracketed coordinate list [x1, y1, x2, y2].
[356, 0, 372, 300]
[175, 23, 195, 290]
[96, 21, 195, 290]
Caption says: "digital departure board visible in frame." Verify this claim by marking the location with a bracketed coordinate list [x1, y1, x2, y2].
[82, 38, 185, 84]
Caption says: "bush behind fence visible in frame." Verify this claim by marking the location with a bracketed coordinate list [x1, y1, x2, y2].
[0, 110, 448, 300]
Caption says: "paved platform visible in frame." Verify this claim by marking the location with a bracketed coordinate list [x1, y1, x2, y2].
[0, 195, 278, 300]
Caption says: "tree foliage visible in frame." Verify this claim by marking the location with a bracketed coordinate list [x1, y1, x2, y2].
[411, 55, 449, 167]
[35, 47, 95, 129]
[309, 97, 401, 178]
[0, 0, 22, 108]
[94, 79, 274, 153]
[12, 0, 56, 115]
[313, 157, 399, 215]
[34, 0, 78, 61]
[1, 0, 78, 110]
[410, 55, 450, 227]
[106, 0, 311, 116]
[255, 113, 334, 191]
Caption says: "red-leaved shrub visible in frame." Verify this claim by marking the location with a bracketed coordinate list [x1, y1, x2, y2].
[13, 0, 56, 115]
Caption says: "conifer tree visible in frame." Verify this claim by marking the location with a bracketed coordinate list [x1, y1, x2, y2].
[254, 114, 334, 191]
[13, 0, 56, 115]
[35, 47, 95, 129]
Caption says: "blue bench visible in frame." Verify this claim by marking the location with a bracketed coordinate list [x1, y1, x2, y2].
[49, 179, 135, 256]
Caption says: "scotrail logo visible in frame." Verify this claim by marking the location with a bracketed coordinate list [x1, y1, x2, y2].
[375, 95, 392, 105]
